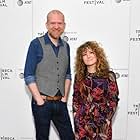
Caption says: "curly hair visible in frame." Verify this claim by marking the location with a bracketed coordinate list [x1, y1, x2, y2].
[75, 41, 110, 82]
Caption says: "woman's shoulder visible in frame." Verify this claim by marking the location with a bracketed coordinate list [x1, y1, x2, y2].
[108, 70, 116, 81]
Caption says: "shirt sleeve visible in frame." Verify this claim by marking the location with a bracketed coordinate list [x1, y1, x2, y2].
[65, 43, 72, 80]
[106, 71, 120, 120]
[24, 38, 42, 85]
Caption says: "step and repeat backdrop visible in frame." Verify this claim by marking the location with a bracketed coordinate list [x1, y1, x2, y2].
[0, 0, 140, 140]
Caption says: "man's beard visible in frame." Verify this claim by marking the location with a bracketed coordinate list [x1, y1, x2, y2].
[49, 30, 63, 40]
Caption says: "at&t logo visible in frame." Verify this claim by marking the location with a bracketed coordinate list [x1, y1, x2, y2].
[17, 0, 32, 6]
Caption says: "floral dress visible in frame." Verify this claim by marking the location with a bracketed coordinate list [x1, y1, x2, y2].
[73, 71, 119, 140]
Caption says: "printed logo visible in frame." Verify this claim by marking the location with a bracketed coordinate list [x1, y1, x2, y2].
[0, 68, 14, 80]
[62, 32, 78, 42]
[115, 72, 120, 79]
[37, 31, 78, 43]
[15, 68, 24, 79]
[63, 36, 69, 42]
[0, 0, 8, 7]
[17, 0, 32, 6]
[112, 69, 128, 79]
[83, 0, 105, 5]
[17, 0, 23, 6]
[130, 29, 140, 42]
[19, 72, 24, 79]
[0, 136, 16, 140]
[38, 31, 45, 37]
[128, 103, 140, 117]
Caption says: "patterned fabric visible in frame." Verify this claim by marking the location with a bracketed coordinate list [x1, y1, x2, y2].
[73, 71, 119, 140]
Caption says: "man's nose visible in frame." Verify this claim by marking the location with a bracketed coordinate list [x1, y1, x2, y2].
[54, 23, 59, 28]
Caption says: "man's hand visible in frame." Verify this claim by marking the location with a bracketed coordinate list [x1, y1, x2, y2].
[36, 96, 45, 105]
[61, 96, 67, 103]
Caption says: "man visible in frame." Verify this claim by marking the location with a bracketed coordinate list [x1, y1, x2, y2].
[24, 10, 75, 140]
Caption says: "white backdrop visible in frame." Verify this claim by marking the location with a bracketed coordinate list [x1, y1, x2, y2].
[0, 0, 139, 140]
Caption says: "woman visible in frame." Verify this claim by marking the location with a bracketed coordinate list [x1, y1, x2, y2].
[73, 41, 119, 140]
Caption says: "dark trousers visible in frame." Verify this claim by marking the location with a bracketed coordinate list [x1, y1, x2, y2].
[32, 99, 75, 140]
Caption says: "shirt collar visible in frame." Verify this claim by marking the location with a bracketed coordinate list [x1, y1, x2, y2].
[44, 32, 64, 47]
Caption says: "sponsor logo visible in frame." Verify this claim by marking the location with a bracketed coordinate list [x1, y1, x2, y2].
[17, 0, 32, 6]
[0, 68, 24, 80]
[19, 72, 24, 79]
[0, 0, 8, 7]
[62, 32, 78, 42]
[16, 68, 24, 79]
[17, 0, 23, 6]
[0, 68, 13, 80]
[0, 136, 16, 140]
[128, 103, 140, 117]
[37, 31, 78, 42]
[130, 29, 140, 42]
[83, 0, 104, 5]
[37, 31, 45, 37]
[114, 72, 128, 79]
[112, 69, 128, 79]
[0, 136, 34, 140]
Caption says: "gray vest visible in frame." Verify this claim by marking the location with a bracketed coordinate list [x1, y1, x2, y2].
[36, 36, 68, 96]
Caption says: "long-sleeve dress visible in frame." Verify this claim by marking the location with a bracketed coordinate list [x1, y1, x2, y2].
[73, 71, 119, 140]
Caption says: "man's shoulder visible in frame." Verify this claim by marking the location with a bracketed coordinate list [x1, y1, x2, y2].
[28, 37, 42, 51]
[30, 36, 42, 46]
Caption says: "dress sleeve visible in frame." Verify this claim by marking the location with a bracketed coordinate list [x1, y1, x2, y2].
[72, 77, 82, 114]
[106, 71, 119, 121]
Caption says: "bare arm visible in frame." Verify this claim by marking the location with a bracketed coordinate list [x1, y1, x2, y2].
[27, 82, 44, 105]
[61, 79, 71, 102]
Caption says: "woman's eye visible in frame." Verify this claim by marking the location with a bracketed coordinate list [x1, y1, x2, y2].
[90, 51, 95, 54]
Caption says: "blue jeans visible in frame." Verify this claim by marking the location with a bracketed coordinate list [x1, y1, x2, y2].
[32, 99, 75, 140]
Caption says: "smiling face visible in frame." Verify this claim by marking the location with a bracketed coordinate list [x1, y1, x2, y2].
[82, 48, 97, 72]
[46, 11, 65, 40]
